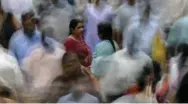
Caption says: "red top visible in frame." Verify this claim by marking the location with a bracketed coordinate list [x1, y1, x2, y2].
[64, 37, 92, 67]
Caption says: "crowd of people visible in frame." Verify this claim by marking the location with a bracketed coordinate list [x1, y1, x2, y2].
[0, 0, 188, 103]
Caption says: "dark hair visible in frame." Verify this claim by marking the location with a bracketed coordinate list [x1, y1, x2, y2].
[88, 0, 92, 3]
[177, 44, 188, 66]
[98, 22, 116, 52]
[137, 65, 153, 91]
[0, 12, 15, 48]
[5, 13, 13, 24]
[152, 61, 162, 93]
[68, 0, 75, 5]
[128, 0, 135, 5]
[21, 11, 34, 22]
[176, 71, 188, 103]
[69, 19, 82, 35]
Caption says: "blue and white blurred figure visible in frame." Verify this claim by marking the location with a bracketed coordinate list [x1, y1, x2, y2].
[84, 0, 114, 53]
[124, 0, 164, 55]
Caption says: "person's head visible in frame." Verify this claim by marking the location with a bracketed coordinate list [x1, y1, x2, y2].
[127, 0, 135, 6]
[62, 52, 83, 79]
[68, 0, 75, 6]
[21, 11, 36, 37]
[51, 0, 58, 4]
[40, 27, 56, 51]
[69, 19, 84, 37]
[94, 0, 107, 5]
[126, 26, 140, 56]
[167, 17, 188, 57]
[98, 21, 112, 40]
[176, 71, 188, 103]
[98, 21, 116, 51]
[137, 64, 154, 92]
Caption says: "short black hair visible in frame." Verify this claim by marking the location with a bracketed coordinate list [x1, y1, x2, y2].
[98, 21, 112, 40]
[98, 21, 116, 51]
[137, 64, 153, 91]
[21, 11, 34, 22]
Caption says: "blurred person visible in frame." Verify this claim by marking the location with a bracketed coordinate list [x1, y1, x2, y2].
[167, 17, 188, 57]
[50, 0, 75, 19]
[0, 12, 21, 49]
[8, 11, 41, 64]
[125, 60, 162, 96]
[84, 0, 114, 53]
[57, 0, 75, 19]
[92, 28, 154, 102]
[34, 0, 52, 15]
[48, 52, 100, 103]
[156, 42, 188, 102]
[167, 44, 188, 103]
[0, 46, 34, 103]
[124, 0, 165, 55]
[94, 22, 119, 58]
[92, 22, 119, 78]
[113, 0, 136, 48]
[38, 1, 71, 44]
[166, 17, 188, 92]
[21, 26, 65, 102]
[64, 19, 91, 67]
[98, 49, 154, 102]
[113, 65, 157, 103]
[74, 0, 92, 19]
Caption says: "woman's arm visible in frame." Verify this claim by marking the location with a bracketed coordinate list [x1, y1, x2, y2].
[82, 67, 100, 92]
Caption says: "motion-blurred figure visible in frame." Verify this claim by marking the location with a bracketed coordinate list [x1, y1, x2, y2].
[113, 0, 136, 48]
[92, 22, 119, 78]
[92, 28, 153, 102]
[123, 0, 165, 55]
[64, 19, 91, 67]
[21, 25, 65, 102]
[0, 47, 26, 103]
[54, 52, 99, 103]
[9, 11, 41, 64]
[84, 0, 114, 53]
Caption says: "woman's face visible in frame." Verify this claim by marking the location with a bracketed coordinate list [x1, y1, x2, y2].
[72, 23, 84, 37]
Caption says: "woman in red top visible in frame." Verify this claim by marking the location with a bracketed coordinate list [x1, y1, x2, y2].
[64, 19, 91, 67]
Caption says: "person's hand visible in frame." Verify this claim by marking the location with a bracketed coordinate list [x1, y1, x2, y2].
[84, 56, 92, 65]
[145, 84, 153, 97]
[81, 65, 93, 78]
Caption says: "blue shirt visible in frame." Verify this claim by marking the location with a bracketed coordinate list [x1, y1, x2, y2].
[92, 40, 119, 77]
[9, 29, 41, 64]
[93, 40, 119, 59]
